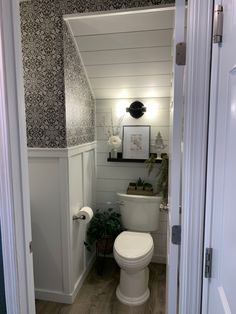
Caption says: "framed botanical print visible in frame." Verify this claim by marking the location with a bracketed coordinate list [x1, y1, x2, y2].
[122, 125, 150, 159]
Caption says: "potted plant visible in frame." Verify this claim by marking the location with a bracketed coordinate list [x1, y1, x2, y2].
[143, 182, 153, 192]
[128, 182, 137, 190]
[137, 177, 144, 190]
[145, 153, 169, 202]
[84, 208, 122, 254]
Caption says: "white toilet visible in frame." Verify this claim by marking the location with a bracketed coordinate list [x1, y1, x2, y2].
[114, 193, 162, 306]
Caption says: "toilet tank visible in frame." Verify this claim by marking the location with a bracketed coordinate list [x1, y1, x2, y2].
[117, 193, 162, 232]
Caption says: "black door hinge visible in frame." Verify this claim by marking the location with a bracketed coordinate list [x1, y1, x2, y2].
[176, 42, 186, 65]
[204, 248, 213, 278]
[172, 225, 181, 245]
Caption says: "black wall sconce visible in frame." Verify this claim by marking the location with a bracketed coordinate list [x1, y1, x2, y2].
[126, 101, 146, 119]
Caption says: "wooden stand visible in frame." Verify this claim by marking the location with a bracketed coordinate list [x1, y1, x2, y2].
[126, 188, 156, 196]
[96, 236, 114, 275]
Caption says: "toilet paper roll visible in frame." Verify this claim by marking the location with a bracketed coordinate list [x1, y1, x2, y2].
[75, 207, 93, 224]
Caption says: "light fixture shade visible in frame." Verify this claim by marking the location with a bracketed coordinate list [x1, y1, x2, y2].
[126, 101, 146, 119]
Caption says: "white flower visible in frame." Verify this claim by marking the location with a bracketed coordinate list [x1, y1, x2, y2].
[108, 135, 122, 149]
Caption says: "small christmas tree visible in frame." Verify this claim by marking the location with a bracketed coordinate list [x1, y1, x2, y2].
[155, 132, 167, 159]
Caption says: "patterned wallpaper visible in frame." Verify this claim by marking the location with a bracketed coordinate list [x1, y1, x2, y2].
[63, 23, 95, 146]
[20, 0, 174, 148]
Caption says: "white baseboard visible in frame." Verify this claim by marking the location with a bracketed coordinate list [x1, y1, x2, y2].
[35, 253, 96, 304]
[35, 289, 72, 304]
[152, 254, 166, 264]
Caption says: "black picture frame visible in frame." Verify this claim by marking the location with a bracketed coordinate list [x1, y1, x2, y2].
[122, 125, 150, 159]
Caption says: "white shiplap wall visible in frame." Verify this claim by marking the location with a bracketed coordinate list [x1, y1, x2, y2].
[96, 98, 170, 263]
[67, 8, 174, 100]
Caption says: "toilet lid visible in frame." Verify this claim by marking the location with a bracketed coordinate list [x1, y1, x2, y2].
[114, 231, 153, 259]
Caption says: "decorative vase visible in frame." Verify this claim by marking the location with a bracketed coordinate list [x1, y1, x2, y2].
[108, 135, 121, 159]
[111, 149, 118, 159]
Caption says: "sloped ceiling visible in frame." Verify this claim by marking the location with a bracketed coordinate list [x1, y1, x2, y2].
[67, 9, 174, 99]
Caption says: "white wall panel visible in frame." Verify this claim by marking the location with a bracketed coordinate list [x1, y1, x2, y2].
[28, 143, 96, 303]
[81, 47, 171, 65]
[69, 154, 83, 216]
[76, 29, 173, 52]
[69, 154, 84, 289]
[96, 178, 135, 192]
[28, 158, 63, 292]
[83, 150, 96, 207]
[68, 10, 174, 36]
[94, 86, 171, 99]
[86, 61, 172, 78]
[97, 166, 158, 180]
[68, 10, 174, 101]
[90, 75, 172, 89]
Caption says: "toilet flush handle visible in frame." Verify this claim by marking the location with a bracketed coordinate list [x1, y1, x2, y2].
[160, 203, 169, 213]
[160, 204, 182, 214]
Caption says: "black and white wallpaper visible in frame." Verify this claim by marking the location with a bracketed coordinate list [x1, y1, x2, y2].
[63, 23, 95, 146]
[20, 0, 175, 148]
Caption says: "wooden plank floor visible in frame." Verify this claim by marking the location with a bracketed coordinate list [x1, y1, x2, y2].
[36, 258, 166, 314]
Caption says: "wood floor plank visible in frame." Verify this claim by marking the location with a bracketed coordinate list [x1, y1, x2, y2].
[36, 258, 166, 314]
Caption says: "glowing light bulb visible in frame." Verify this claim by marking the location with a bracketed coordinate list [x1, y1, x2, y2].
[145, 102, 159, 120]
[115, 100, 129, 119]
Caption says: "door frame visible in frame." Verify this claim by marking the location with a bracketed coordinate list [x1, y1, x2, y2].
[179, 0, 213, 313]
[166, 0, 185, 313]
[201, 0, 225, 312]
[0, 0, 213, 313]
[0, 0, 35, 313]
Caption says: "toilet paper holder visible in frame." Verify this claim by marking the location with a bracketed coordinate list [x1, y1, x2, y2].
[73, 214, 86, 221]
[72, 206, 93, 223]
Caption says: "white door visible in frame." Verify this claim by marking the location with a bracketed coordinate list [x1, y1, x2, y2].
[167, 0, 185, 313]
[202, 1, 236, 313]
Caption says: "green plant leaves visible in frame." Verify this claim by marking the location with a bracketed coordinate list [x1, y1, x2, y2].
[145, 153, 169, 201]
[85, 208, 122, 251]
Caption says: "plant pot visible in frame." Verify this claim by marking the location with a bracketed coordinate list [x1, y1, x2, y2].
[128, 185, 136, 190]
[137, 186, 144, 191]
[144, 187, 153, 192]
[96, 235, 114, 254]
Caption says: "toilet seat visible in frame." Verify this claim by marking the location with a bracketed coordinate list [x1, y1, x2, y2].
[114, 231, 153, 260]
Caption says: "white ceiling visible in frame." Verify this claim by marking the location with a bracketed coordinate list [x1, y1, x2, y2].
[67, 9, 174, 100]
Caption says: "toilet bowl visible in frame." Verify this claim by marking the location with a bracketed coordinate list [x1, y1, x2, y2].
[114, 231, 154, 305]
[114, 193, 162, 306]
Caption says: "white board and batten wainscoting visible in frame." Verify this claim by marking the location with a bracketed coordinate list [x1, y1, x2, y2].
[28, 142, 96, 304]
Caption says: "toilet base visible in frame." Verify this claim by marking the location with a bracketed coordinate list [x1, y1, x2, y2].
[116, 266, 150, 306]
[116, 286, 150, 306]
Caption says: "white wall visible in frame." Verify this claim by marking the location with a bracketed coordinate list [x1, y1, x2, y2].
[29, 157, 64, 293]
[28, 142, 96, 303]
[96, 98, 170, 263]
[68, 147, 96, 293]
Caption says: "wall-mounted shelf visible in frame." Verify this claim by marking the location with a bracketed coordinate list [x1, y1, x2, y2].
[107, 152, 162, 163]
